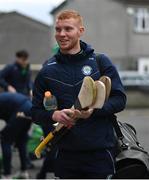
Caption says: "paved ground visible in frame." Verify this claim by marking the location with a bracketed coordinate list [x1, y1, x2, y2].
[11, 152, 55, 179]
[0, 108, 149, 179]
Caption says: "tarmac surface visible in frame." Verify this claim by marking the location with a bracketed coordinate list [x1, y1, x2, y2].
[0, 108, 149, 179]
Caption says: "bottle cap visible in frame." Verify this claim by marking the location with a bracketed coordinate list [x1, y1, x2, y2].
[45, 91, 51, 98]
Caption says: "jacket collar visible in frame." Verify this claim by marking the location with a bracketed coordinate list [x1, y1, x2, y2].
[55, 41, 94, 65]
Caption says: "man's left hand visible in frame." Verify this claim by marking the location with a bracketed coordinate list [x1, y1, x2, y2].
[73, 109, 93, 119]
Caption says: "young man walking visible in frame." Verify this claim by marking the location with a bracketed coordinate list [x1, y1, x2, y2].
[32, 10, 126, 179]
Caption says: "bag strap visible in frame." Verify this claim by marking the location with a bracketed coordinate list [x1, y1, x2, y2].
[95, 53, 103, 74]
[95, 53, 124, 140]
[112, 115, 124, 140]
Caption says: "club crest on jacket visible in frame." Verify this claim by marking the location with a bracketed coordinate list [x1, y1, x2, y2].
[82, 65, 92, 75]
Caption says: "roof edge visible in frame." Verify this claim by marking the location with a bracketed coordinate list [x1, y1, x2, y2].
[50, 0, 67, 15]
[0, 11, 50, 28]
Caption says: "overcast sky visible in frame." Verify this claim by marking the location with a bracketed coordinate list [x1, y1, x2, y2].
[0, 0, 65, 25]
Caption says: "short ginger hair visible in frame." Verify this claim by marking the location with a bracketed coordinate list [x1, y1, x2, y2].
[56, 9, 83, 26]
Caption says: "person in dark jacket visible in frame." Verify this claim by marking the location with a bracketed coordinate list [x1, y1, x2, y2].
[0, 92, 32, 179]
[32, 10, 127, 179]
[0, 50, 32, 97]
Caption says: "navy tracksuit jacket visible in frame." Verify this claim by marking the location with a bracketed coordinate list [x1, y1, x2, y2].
[32, 41, 126, 178]
[32, 41, 126, 179]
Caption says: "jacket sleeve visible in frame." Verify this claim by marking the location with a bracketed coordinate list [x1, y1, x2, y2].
[0, 65, 12, 90]
[92, 54, 127, 118]
[31, 69, 55, 127]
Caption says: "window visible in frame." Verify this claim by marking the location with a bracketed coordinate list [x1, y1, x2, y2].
[138, 58, 149, 74]
[134, 8, 149, 32]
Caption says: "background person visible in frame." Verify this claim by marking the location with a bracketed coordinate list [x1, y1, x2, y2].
[0, 92, 32, 179]
[0, 50, 32, 97]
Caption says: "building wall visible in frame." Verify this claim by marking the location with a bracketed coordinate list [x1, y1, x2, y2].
[50, 0, 129, 69]
[0, 12, 51, 65]
[50, 0, 149, 70]
[126, 4, 149, 57]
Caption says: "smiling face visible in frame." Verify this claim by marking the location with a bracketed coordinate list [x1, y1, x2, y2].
[55, 11, 84, 54]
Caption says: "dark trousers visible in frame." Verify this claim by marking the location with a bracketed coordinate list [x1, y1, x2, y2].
[36, 147, 56, 179]
[55, 149, 116, 179]
[1, 139, 27, 175]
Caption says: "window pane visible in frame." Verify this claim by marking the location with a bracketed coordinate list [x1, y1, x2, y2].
[134, 8, 149, 32]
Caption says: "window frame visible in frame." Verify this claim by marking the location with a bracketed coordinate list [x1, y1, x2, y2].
[134, 8, 149, 33]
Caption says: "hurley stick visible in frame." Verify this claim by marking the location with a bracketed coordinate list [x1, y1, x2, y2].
[35, 76, 96, 158]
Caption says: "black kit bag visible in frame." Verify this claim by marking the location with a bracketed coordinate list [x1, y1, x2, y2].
[95, 54, 149, 178]
[112, 115, 149, 179]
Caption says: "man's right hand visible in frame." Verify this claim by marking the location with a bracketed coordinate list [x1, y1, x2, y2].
[52, 109, 75, 127]
[7, 85, 16, 93]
